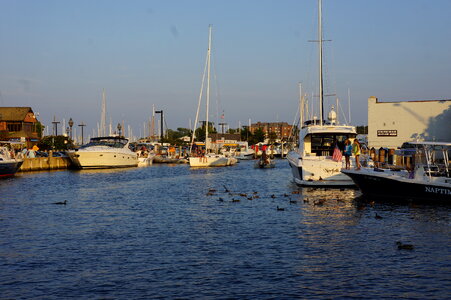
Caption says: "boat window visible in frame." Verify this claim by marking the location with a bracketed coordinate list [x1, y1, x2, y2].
[309, 133, 356, 156]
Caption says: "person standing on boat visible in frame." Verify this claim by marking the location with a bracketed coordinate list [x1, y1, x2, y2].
[352, 139, 361, 170]
[344, 139, 352, 169]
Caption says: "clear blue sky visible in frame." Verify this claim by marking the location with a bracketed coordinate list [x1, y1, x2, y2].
[1, 0, 451, 137]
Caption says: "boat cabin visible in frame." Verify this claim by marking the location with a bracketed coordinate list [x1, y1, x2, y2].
[300, 125, 357, 157]
[81, 137, 129, 149]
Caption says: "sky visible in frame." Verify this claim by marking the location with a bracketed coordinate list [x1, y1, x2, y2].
[1, 0, 451, 138]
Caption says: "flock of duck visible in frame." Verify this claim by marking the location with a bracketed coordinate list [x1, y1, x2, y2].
[49, 184, 414, 251]
[204, 185, 415, 251]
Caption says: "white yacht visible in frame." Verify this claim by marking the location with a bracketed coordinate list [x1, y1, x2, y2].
[287, 120, 356, 186]
[287, 0, 357, 186]
[69, 136, 138, 169]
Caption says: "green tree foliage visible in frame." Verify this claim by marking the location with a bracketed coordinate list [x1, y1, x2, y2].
[161, 127, 192, 145]
[193, 122, 216, 142]
[268, 132, 277, 144]
[240, 126, 252, 142]
[37, 135, 74, 150]
[249, 128, 265, 145]
[36, 122, 44, 138]
[356, 125, 368, 134]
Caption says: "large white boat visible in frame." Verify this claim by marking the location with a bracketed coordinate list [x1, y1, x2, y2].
[189, 25, 237, 168]
[342, 142, 451, 203]
[69, 136, 138, 169]
[287, 122, 356, 186]
[0, 142, 23, 177]
[287, 0, 357, 186]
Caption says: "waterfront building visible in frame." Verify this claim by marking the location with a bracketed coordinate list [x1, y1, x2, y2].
[250, 122, 295, 142]
[0, 107, 40, 148]
[368, 96, 451, 149]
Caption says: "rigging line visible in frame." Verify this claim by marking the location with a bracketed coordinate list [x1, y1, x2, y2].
[337, 98, 349, 125]
[212, 46, 222, 132]
[190, 46, 209, 152]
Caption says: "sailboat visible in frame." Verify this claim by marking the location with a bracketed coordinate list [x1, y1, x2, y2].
[189, 25, 237, 167]
[287, 0, 357, 186]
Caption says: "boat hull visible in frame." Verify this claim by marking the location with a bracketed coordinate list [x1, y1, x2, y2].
[0, 160, 23, 177]
[342, 169, 451, 203]
[287, 151, 354, 187]
[69, 151, 138, 169]
[189, 155, 235, 167]
[137, 156, 154, 167]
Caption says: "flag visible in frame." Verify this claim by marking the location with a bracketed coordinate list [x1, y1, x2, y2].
[332, 145, 343, 162]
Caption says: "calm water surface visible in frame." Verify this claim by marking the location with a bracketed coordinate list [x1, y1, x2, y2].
[1, 160, 450, 299]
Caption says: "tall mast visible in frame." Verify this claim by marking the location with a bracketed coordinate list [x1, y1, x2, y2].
[299, 82, 303, 126]
[101, 88, 107, 136]
[205, 24, 212, 150]
[318, 0, 324, 125]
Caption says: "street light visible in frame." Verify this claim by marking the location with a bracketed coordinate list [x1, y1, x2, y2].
[78, 122, 86, 145]
[68, 118, 74, 140]
[117, 123, 122, 137]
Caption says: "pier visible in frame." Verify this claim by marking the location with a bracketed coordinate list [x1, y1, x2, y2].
[19, 155, 72, 172]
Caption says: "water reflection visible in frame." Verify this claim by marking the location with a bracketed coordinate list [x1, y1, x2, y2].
[0, 160, 449, 299]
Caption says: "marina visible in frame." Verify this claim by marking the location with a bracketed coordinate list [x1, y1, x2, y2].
[1, 0, 451, 298]
[1, 160, 450, 299]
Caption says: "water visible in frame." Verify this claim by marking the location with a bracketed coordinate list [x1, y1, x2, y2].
[1, 160, 450, 299]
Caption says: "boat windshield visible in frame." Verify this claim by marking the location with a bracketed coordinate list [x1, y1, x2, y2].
[81, 138, 127, 149]
[310, 133, 356, 156]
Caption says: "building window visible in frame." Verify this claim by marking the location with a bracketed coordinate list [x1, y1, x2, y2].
[7, 123, 22, 132]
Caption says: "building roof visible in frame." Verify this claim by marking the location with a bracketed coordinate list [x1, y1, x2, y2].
[0, 107, 34, 121]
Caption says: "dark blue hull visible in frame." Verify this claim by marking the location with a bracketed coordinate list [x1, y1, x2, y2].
[343, 170, 451, 203]
[0, 161, 23, 177]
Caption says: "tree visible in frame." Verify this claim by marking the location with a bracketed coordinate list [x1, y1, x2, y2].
[193, 122, 216, 142]
[37, 135, 74, 151]
[268, 132, 277, 144]
[161, 127, 192, 145]
[36, 122, 44, 138]
[249, 128, 265, 145]
[356, 125, 368, 134]
[240, 126, 252, 141]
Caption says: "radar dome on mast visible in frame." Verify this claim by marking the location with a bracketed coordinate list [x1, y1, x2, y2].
[328, 106, 337, 125]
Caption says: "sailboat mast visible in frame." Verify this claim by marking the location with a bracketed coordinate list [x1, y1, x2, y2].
[101, 88, 107, 136]
[205, 24, 212, 150]
[318, 0, 324, 125]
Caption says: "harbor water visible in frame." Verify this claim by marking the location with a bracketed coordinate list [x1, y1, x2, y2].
[1, 160, 450, 299]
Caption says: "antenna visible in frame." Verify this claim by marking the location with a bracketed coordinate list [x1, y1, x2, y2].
[348, 87, 351, 124]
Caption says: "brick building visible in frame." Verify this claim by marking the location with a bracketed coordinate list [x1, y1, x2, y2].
[250, 122, 295, 141]
[0, 107, 40, 147]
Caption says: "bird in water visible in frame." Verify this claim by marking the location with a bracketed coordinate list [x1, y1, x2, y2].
[231, 198, 240, 203]
[396, 241, 414, 250]
[270, 194, 276, 198]
[218, 197, 224, 202]
[276, 206, 285, 211]
[53, 200, 67, 205]
[375, 213, 383, 220]
[223, 185, 230, 193]
[289, 199, 297, 204]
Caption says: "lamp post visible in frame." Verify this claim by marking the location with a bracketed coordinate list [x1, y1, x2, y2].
[78, 122, 86, 145]
[117, 123, 122, 137]
[52, 116, 60, 136]
[155, 110, 164, 140]
[68, 118, 74, 140]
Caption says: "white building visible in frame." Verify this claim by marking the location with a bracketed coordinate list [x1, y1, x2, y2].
[368, 96, 451, 149]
